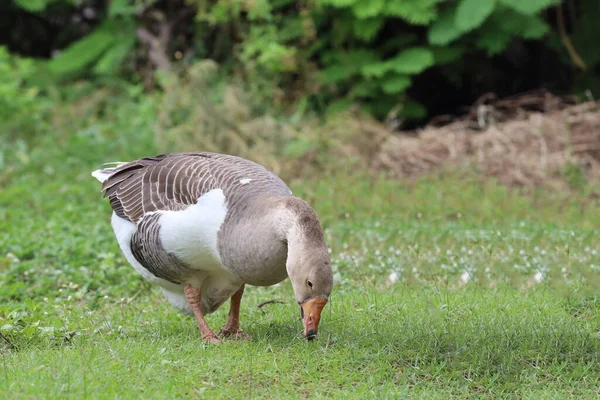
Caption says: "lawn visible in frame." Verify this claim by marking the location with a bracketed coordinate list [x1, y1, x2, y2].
[1, 135, 600, 398]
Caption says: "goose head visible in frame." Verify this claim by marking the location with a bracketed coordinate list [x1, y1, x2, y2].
[283, 198, 333, 340]
[287, 246, 333, 340]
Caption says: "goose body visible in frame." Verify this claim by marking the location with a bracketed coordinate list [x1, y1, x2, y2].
[93, 152, 333, 342]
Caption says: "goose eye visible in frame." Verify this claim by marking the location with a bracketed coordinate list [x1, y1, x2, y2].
[307, 280, 313, 288]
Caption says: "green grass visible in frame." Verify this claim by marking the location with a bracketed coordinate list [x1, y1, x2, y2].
[2, 287, 600, 398]
[1, 131, 600, 398]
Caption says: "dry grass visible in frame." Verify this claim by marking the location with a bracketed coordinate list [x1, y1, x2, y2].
[377, 98, 600, 189]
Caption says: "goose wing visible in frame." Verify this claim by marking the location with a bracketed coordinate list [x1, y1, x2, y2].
[98, 152, 291, 223]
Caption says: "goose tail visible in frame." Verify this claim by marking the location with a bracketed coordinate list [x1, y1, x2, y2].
[91, 162, 128, 183]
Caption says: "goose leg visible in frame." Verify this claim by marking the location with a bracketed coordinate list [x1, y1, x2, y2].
[184, 284, 220, 344]
[219, 285, 250, 340]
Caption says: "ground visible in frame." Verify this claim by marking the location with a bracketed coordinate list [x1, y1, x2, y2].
[1, 136, 599, 398]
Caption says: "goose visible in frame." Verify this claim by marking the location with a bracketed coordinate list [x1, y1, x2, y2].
[92, 152, 333, 343]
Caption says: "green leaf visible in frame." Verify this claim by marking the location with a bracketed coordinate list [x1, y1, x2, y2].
[476, 26, 512, 55]
[93, 35, 136, 75]
[389, 47, 435, 74]
[247, 0, 272, 20]
[384, 0, 439, 25]
[428, 8, 464, 45]
[349, 80, 379, 98]
[520, 16, 549, 39]
[353, 18, 384, 41]
[48, 25, 117, 75]
[497, 0, 558, 15]
[323, 50, 380, 82]
[109, 0, 136, 17]
[361, 61, 393, 78]
[495, 10, 550, 39]
[14, 0, 47, 12]
[321, 64, 358, 83]
[319, 0, 358, 7]
[352, 0, 385, 19]
[381, 75, 412, 94]
[455, 0, 496, 33]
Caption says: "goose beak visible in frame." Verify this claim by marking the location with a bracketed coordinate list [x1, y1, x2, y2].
[300, 297, 328, 340]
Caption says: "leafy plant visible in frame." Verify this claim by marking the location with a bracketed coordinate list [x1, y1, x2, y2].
[0, 47, 50, 140]
[7, 0, 596, 122]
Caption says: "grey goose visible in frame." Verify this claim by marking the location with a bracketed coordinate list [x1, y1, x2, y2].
[92, 152, 333, 342]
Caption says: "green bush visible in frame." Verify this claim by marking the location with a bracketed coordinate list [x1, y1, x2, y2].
[0, 47, 50, 140]
[5, 0, 599, 122]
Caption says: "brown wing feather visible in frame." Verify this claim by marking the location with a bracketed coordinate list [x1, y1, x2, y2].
[100, 152, 291, 223]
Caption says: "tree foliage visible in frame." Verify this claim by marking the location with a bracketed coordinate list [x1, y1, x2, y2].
[3, 0, 597, 121]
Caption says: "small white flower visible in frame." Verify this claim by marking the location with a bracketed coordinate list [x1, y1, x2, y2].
[533, 271, 544, 283]
[460, 271, 471, 284]
[387, 271, 399, 285]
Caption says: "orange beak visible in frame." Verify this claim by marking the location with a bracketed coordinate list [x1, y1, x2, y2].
[300, 297, 328, 340]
